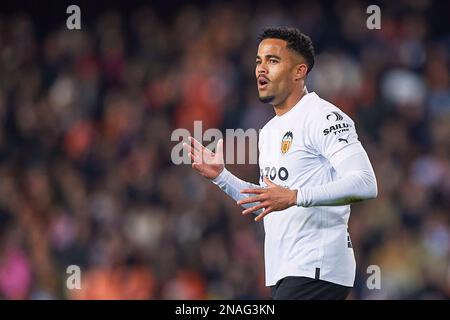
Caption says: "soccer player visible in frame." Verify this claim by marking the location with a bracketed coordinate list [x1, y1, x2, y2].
[183, 27, 378, 300]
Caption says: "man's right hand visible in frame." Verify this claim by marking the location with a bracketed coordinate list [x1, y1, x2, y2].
[183, 137, 224, 180]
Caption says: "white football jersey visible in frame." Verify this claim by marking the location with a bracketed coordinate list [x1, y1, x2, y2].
[258, 91, 363, 287]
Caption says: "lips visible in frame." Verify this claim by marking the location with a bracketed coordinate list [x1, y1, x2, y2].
[258, 75, 270, 89]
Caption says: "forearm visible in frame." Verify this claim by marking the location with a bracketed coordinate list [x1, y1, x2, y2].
[211, 168, 262, 212]
[296, 152, 378, 207]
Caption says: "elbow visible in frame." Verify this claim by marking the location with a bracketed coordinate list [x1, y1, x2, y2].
[348, 184, 377, 204]
[356, 172, 378, 201]
[366, 175, 378, 200]
[368, 183, 378, 199]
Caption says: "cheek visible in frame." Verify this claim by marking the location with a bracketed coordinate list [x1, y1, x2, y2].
[275, 74, 290, 90]
[272, 66, 289, 84]
[280, 70, 295, 88]
[268, 68, 281, 86]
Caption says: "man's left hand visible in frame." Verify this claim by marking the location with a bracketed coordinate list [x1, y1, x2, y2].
[237, 176, 298, 222]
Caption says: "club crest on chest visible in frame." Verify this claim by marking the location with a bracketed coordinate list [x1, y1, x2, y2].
[281, 131, 293, 154]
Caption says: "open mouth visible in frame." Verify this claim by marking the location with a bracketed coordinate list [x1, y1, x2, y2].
[258, 77, 269, 89]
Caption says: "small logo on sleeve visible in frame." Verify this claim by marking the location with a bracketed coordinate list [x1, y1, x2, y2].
[326, 111, 344, 121]
[323, 123, 352, 136]
[281, 131, 293, 154]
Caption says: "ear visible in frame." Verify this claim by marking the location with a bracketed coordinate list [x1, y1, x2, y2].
[294, 63, 308, 81]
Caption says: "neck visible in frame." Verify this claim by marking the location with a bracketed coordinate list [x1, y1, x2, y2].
[273, 86, 308, 116]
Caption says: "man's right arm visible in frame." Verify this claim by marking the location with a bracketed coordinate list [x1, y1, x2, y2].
[211, 168, 263, 213]
[183, 136, 263, 214]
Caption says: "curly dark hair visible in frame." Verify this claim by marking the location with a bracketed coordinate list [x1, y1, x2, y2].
[258, 26, 315, 74]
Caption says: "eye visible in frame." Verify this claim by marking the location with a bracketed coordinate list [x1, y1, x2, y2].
[269, 59, 278, 64]
[256, 60, 261, 65]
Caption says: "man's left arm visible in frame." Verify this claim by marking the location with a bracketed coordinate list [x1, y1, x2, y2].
[296, 145, 377, 207]
[238, 147, 377, 221]
[238, 109, 378, 221]
[297, 108, 377, 206]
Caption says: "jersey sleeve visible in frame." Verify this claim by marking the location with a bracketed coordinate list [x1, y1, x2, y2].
[210, 129, 265, 215]
[296, 151, 378, 207]
[309, 106, 364, 168]
[296, 104, 378, 207]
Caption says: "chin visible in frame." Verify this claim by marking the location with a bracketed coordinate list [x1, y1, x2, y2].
[258, 95, 275, 104]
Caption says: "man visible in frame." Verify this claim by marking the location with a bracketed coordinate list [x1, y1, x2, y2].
[183, 27, 377, 300]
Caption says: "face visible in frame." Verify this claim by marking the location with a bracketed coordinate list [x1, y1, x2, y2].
[255, 39, 303, 105]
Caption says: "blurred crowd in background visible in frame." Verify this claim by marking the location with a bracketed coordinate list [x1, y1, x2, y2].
[0, 0, 449, 299]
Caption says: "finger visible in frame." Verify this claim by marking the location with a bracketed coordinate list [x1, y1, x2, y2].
[189, 136, 207, 153]
[216, 138, 223, 158]
[186, 140, 205, 162]
[187, 144, 204, 162]
[240, 188, 267, 194]
[242, 202, 269, 215]
[255, 208, 274, 222]
[184, 144, 197, 162]
[237, 195, 266, 206]
[183, 142, 193, 154]
[190, 152, 202, 164]
[263, 175, 276, 187]
[190, 137, 213, 162]
[193, 147, 204, 161]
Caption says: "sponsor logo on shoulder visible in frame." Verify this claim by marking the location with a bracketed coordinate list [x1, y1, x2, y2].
[326, 111, 344, 121]
[323, 123, 352, 136]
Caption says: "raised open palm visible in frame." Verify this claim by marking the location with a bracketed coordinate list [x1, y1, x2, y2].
[183, 137, 224, 179]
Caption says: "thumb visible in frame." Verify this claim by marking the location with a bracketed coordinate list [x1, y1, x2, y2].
[263, 175, 276, 187]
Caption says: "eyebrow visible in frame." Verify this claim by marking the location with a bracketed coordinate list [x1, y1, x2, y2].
[256, 54, 281, 60]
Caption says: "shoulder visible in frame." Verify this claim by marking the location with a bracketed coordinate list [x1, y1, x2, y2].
[306, 93, 355, 128]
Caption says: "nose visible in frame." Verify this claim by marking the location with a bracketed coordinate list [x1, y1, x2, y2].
[256, 62, 268, 76]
